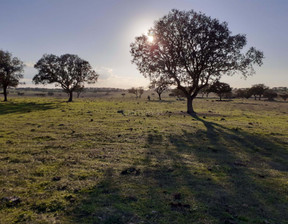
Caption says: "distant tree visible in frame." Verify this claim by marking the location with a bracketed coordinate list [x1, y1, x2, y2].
[0, 50, 24, 101]
[272, 87, 288, 93]
[235, 88, 253, 99]
[209, 81, 232, 101]
[243, 89, 253, 99]
[263, 89, 277, 101]
[76, 87, 85, 98]
[138, 87, 144, 98]
[128, 87, 137, 97]
[128, 87, 144, 98]
[33, 54, 99, 102]
[130, 9, 263, 114]
[170, 88, 186, 99]
[272, 87, 288, 101]
[249, 84, 268, 100]
[199, 85, 211, 98]
[224, 91, 233, 99]
[149, 77, 170, 100]
[121, 93, 126, 98]
[279, 93, 288, 101]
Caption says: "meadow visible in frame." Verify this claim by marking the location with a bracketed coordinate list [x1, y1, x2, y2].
[0, 95, 287, 224]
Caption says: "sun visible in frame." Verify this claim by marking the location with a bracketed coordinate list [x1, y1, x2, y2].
[147, 35, 154, 43]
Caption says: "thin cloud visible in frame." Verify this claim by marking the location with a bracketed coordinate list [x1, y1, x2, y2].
[95, 66, 114, 80]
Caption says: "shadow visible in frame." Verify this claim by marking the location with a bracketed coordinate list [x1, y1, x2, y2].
[0, 102, 56, 115]
[65, 168, 139, 224]
[65, 114, 288, 223]
[148, 99, 175, 103]
[65, 168, 163, 224]
[233, 100, 288, 105]
[214, 99, 233, 102]
[162, 113, 288, 223]
[277, 100, 288, 103]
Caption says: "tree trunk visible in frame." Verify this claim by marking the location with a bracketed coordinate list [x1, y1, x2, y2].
[68, 91, 73, 102]
[158, 93, 162, 101]
[186, 95, 195, 114]
[3, 86, 7, 102]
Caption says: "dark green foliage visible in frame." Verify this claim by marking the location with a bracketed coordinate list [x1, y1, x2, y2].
[209, 81, 232, 100]
[0, 50, 24, 101]
[235, 88, 253, 99]
[263, 89, 278, 101]
[249, 84, 268, 100]
[33, 54, 99, 102]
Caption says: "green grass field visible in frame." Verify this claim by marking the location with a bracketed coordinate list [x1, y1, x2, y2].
[0, 96, 287, 224]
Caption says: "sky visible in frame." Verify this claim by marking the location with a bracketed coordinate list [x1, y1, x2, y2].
[0, 0, 287, 89]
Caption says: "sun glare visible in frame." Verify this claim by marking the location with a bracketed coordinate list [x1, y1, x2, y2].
[147, 35, 154, 43]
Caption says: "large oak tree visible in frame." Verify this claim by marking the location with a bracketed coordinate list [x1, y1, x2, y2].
[33, 54, 99, 102]
[130, 9, 264, 114]
[0, 50, 24, 101]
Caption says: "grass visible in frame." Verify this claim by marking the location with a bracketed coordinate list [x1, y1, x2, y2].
[0, 96, 287, 224]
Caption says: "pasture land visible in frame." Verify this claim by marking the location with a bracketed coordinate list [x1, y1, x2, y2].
[0, 97, 287, 224]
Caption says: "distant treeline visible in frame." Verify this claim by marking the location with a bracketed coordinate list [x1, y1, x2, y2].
[14, 87, 125, 93]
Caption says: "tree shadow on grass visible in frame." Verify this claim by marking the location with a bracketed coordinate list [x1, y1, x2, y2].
[65, 114, 288, 224]
[178, 114, 288, 222]
[138, 115, 288, 223]
[149, 99, 175, 103]
[64, 168, 145, 224]
[0, 101, 56, 115]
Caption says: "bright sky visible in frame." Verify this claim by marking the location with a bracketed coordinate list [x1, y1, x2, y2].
[1, 0, 287, 89]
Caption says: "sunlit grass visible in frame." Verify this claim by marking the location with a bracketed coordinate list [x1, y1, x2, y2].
[0, 97, 287, 223]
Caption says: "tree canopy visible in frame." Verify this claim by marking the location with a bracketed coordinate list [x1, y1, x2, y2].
[263, 89, 277, 101]
[130, 9, 264, 114]
[235, 88, 253, 99]
[209, 81, 232, 101]
[0, 50, 24, 101]
[33, 54, 99, 102]
[249, 84, 268, 100]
